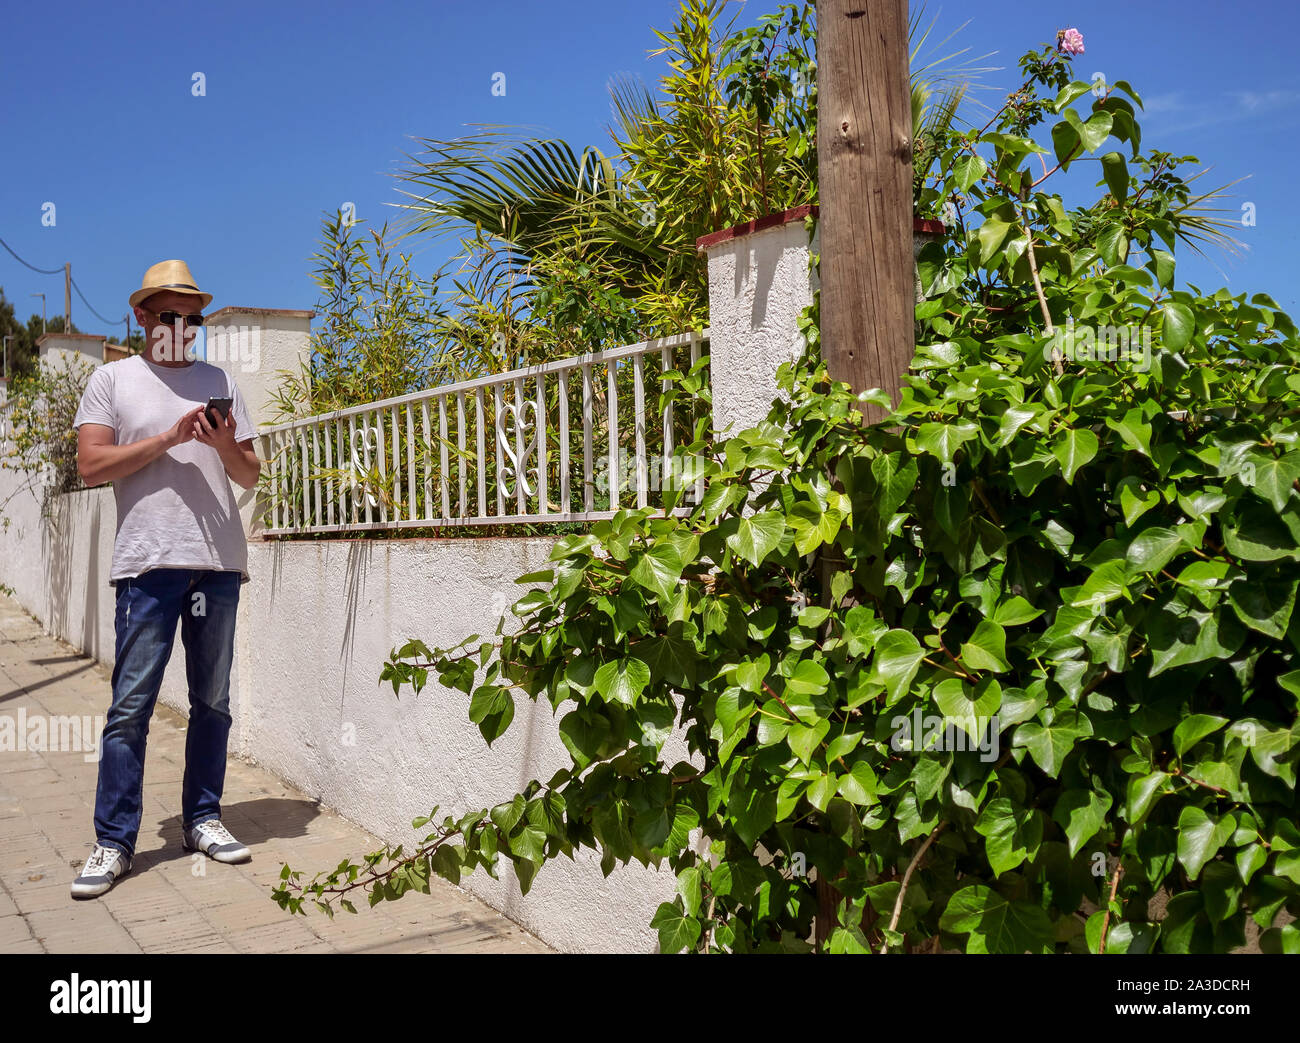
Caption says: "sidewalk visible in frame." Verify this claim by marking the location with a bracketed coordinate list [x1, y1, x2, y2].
[0, 594, 552, 954]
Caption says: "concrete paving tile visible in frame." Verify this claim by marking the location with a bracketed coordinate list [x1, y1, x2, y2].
[24, 904, 144, 953]
[1, 937, 45, 953]
[0, 912, 36, 945]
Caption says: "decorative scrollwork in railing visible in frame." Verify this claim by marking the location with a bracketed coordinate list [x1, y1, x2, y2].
[497, 398, 540, 499]
[345, 423, 382, 515]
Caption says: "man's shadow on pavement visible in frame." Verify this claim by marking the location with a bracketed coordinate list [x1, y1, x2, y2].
[132, 796, 325, 873]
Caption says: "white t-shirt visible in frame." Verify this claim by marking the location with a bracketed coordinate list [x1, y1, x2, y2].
[72, 354, 255, 586]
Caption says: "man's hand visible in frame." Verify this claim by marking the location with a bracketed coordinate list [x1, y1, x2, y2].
[167, 405, 207, 449]
[193, 408, 262, 489]
[193, 407, 238, 451]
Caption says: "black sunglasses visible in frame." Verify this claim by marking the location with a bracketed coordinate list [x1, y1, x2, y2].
[146, 308, 205, 328]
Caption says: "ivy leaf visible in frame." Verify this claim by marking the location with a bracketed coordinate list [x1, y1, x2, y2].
[629, 542, 685, 601]
[1173, 714, 1229, 758]
[866, 630, 925, 705]
[1125, 526, 1185, 576]
[789, 501, 844, 554]
[508, 823, 548, 864]
[1126, 771, 1172, 828]
[1177, 806, 1235, 880]
[1116, 476, 1160, 526]
[1105, 407, 1152, 457]
[996, 405, 1039, 448]
[805, 771, 837, 812]
[991, 596, 1044, 626]
[1053, 787, 1112, 857]
[837, 761, 879, 805]
[1069, 561, 1130, 610]
[1052, 428, 1099, 483]
[1222, 501, 1300, 562]
[975, 798, 1043, 876]
[725, 511, 785, 566]
[650, 901, 701, 953]
[731, 784, 777, 847]
[788, 718, 830, 765]
[784, 658, 830, 703]
[939, 885, 1054, 953]
[960, 620, 1011, 673]
[933, 676, 1002, 743]
[468, 685, 515, 745]
[558, 708, 609, 770]
[1227, 573, 1297, 639]
[1147, 595, 1245, 675]
[1012, 712, 1093, 776]
[593, 658, 650, 707]
[1250, 452, 1300, 513]
[915, 420, 980, 466]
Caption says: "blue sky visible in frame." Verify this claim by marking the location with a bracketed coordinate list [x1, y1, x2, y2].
[1, 0, 1298, 343]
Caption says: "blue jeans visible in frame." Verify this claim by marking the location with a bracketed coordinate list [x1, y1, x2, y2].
[94, 567, 241, 859]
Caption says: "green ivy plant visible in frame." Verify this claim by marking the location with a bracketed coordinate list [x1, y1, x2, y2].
[271, 36, 1298, 953]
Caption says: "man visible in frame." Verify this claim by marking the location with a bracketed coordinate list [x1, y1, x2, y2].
[70, 259, 262, 898]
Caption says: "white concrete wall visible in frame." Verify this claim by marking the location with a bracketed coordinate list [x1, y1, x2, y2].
[236, 534, 687, 952]
[38, 333, 106, 362]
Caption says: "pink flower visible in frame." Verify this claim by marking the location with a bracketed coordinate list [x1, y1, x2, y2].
[1056, 28, 1085, 56]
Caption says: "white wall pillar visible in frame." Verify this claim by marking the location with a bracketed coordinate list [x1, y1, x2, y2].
[202, 306, 314, 536]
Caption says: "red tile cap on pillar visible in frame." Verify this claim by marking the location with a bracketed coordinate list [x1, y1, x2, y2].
[696, 205, 944, 251]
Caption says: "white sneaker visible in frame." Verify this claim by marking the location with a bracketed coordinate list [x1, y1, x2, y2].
[71, 843, 132, 899]
[182, 819, 251, 863]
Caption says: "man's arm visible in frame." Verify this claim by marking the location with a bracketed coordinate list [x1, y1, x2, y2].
[220, 439, 262, 490]
[77, 406, 207, 487]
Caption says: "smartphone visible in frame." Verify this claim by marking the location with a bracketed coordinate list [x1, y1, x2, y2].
[205, 397, 233, 428]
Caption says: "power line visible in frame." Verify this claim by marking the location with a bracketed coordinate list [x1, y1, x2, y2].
[0, 234, 63, 275]
[70, 277, 127, 327]
[0, 233, 128, 331]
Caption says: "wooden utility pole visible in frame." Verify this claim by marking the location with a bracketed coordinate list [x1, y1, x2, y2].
[64, 263, 72, 333]
[817, 0, 913, 422]
[812, 0, 914, 952]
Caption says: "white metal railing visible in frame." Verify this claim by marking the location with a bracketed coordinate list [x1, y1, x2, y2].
[258, 331, 710, 535]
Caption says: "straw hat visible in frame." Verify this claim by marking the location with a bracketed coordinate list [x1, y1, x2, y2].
[128, 259, 213, 310]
